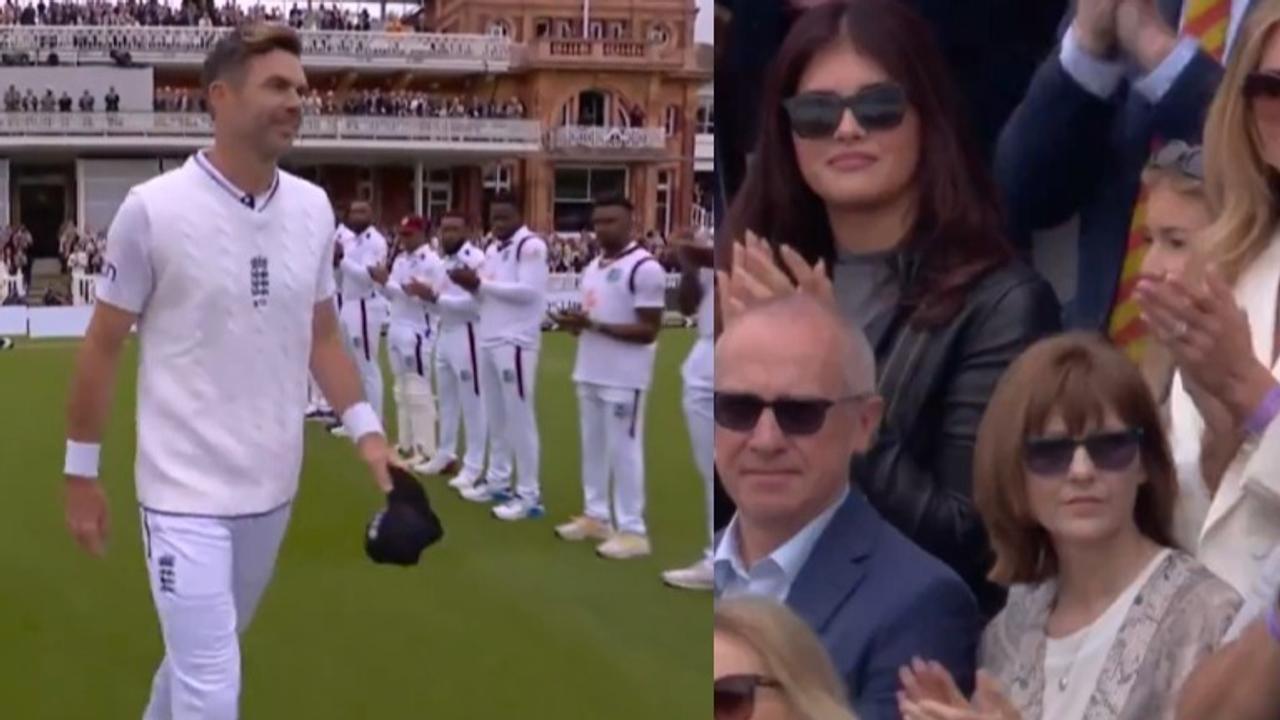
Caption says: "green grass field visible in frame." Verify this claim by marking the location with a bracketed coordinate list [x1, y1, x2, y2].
[0, 330, 709, 719]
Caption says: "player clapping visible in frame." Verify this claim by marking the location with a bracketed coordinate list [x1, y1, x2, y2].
[551, 195, 665, 559]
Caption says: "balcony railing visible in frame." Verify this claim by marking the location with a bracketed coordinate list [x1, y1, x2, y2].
[0, 112, 542, 146]
[547, 125, 666, 153]
[0, 26, 514, 71]
[519, 38, 687, 69]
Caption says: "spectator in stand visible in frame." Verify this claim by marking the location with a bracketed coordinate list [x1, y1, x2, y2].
[21, 88, 35, 112]
[104, 86, 119, 113]
[4, 84, 19, 111]
[78, 89, 94, 112]
[58, 90, 72, 112]
[39, 88, 55, 112]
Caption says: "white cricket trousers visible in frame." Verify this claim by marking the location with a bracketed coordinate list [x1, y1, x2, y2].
[577, 382, 649, 535]
[478, 343, 539, 502]
[387, 323, 436, 457]
[140, 502, 292, 720]
[682, 337, 715, 558]
[340, 296, 384, 421]
[436, 323, 487, 478]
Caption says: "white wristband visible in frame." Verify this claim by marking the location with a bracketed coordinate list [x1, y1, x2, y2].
[341, 401, 384, 442]
[64, 440, 101, 479]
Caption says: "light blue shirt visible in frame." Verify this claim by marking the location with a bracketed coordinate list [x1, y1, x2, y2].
[713, 485, 850, 603]
[1060, 2, 1248, 104]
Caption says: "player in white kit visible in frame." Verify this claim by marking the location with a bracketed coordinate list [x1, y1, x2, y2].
[61, 26, 393, 719]
[661, 231, 716, 590]
[369, 214, 442, 468]
[306, 221, 354, 422]
[332, 200, 389, 436]
[553, 196, 666, 559]
[407, 211, 488, 486]
[453, 193, 548, 521]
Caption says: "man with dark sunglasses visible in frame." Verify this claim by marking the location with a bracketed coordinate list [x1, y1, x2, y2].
[712, 293, 979, 720]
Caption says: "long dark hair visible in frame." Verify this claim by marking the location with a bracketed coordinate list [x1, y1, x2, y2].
[724, 0, 1011, 329]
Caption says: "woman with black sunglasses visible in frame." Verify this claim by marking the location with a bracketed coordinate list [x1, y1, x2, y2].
[721, 0, 1061, 616]
[898, 333, 1239, 720]
[715, 597, 859, 720]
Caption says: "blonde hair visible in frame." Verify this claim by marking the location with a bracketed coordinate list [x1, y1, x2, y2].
[1203, 0, 1280, 283]
[714, 598, 859, 720]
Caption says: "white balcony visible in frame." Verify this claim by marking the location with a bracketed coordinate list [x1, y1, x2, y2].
[546, 125, 666, 155]
[0, 26, 515, 73]
[0, 112, 543, 157]
[695, 132, 713, 171]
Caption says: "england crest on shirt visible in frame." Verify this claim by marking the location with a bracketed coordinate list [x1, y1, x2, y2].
[250, 255, 270, 308]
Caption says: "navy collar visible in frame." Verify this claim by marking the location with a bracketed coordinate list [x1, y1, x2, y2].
[192, 151, 280, 212]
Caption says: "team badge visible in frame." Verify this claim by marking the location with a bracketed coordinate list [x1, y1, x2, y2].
[502, 369, 516, 383]
[460, 370, 472, 382]
[606, 268, 622, 283]
[613, 404, 630, 420]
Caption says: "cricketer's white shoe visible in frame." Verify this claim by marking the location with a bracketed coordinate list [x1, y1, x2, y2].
[492, 498, 546, 522]
[329, 424, 351, 438]
[447, 471, 482, 492]
[460, 481, 512, 504]
[554, 516, 613, 542]
[661, 559, 714, 591]
[414, 453, 458, 476]
[597, 533, 651, 560]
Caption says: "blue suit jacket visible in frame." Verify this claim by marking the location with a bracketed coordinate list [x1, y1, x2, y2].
[718, 491, 980, 720]
[996, 0, 1249, 330]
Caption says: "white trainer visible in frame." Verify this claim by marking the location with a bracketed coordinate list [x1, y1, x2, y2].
[492, 498, 546, 521]
[661, 559, 714, 591]
[554, 516, 613, 542]
[597, 533, 651, 560]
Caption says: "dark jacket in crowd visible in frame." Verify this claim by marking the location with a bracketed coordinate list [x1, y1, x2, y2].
[853, 261, 1062, 617]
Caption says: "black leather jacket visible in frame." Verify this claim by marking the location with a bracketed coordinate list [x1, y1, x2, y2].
[852, 260, 1061, 616]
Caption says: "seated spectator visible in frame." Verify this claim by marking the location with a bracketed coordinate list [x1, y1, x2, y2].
[1138, 5, 1280, 598]
[715, 597, 858, 720]
[899, 333, 1240, 720]
[1132, 142, 1212, 409]
[713, 292, 980, 720]
[1178, 546, 1280, 720]
[721, 0, 1061, 615]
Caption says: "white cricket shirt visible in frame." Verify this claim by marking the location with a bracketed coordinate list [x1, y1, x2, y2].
[382, 244, 443, 332]
[572, 243, 666, 391]
[436, 241, 484, 330]
[476, 225, 548, 350]
[338, 225, 388, 306]
[96, 151, 337, 516]
[682, 269, 714, 390]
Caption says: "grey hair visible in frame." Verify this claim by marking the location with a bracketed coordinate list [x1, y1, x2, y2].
[723, 293, 877, 396]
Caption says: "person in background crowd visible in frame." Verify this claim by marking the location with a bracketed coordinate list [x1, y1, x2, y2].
[714, 293, 979, 720]
[722, 0, 1062, 616]
[1138, 2, 1280, 599]
[39, 88, 55, 112]
[78, 89, 94, 112]
[5, 84, 20, 111]
[713, 0, 1064, 208]
[899, 333, 1240, 720]
[998, 0, 1252, 331]
[58, 90, 71, 112]
[21, 88, 35, 112]
[715, 597, 860, 720]
[1132, 141, 1213, 410]
[104, 86, 120, 113]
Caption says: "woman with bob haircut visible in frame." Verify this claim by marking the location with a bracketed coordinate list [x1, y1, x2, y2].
[718, 0, 1061, 618]
[898, 333, 1238, 720]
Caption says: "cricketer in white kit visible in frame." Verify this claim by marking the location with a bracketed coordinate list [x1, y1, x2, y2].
[408, 211, 489, 485]
[661, 233, 716, 591]
[553, 196, 666, 560]
[334, 200, 389, 433]
[62, 26, 392, 720]
[305, 221, 355, 419]
[453, 194, 548, 521]
[370, 214, 443, 467]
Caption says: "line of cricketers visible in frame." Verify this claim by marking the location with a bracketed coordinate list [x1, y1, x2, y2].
[308, 192, 716, 588]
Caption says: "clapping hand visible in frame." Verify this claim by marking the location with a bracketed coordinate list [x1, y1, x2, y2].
[898, 660, 1020, 720]
[449, 267, 480, 292]
[368, 264, 390, 285]
[404, 279, 437, 303]
[717, 230, 835, 325]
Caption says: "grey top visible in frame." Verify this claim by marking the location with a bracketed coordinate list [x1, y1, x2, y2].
[833, 248, 899, 333]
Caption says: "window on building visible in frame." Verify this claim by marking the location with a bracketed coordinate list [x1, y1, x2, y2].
[556, 20, 574, 38]
[553, 167, 627, 233]
[356, 167, 374, 204]
[589, 20, 604, 39]
[696, 101, 714, 134]
[421, 168, 453, 222]
[664, 105, 680, 137]
[483, 163, 515, 214]
[647, 23, 671, 46]
[577, 90, 607, 127]
[654, 169, 673, 236]
[535, 19, 551, 38]
[608, 21, 627, 39]
[486, 19, 512, 38]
